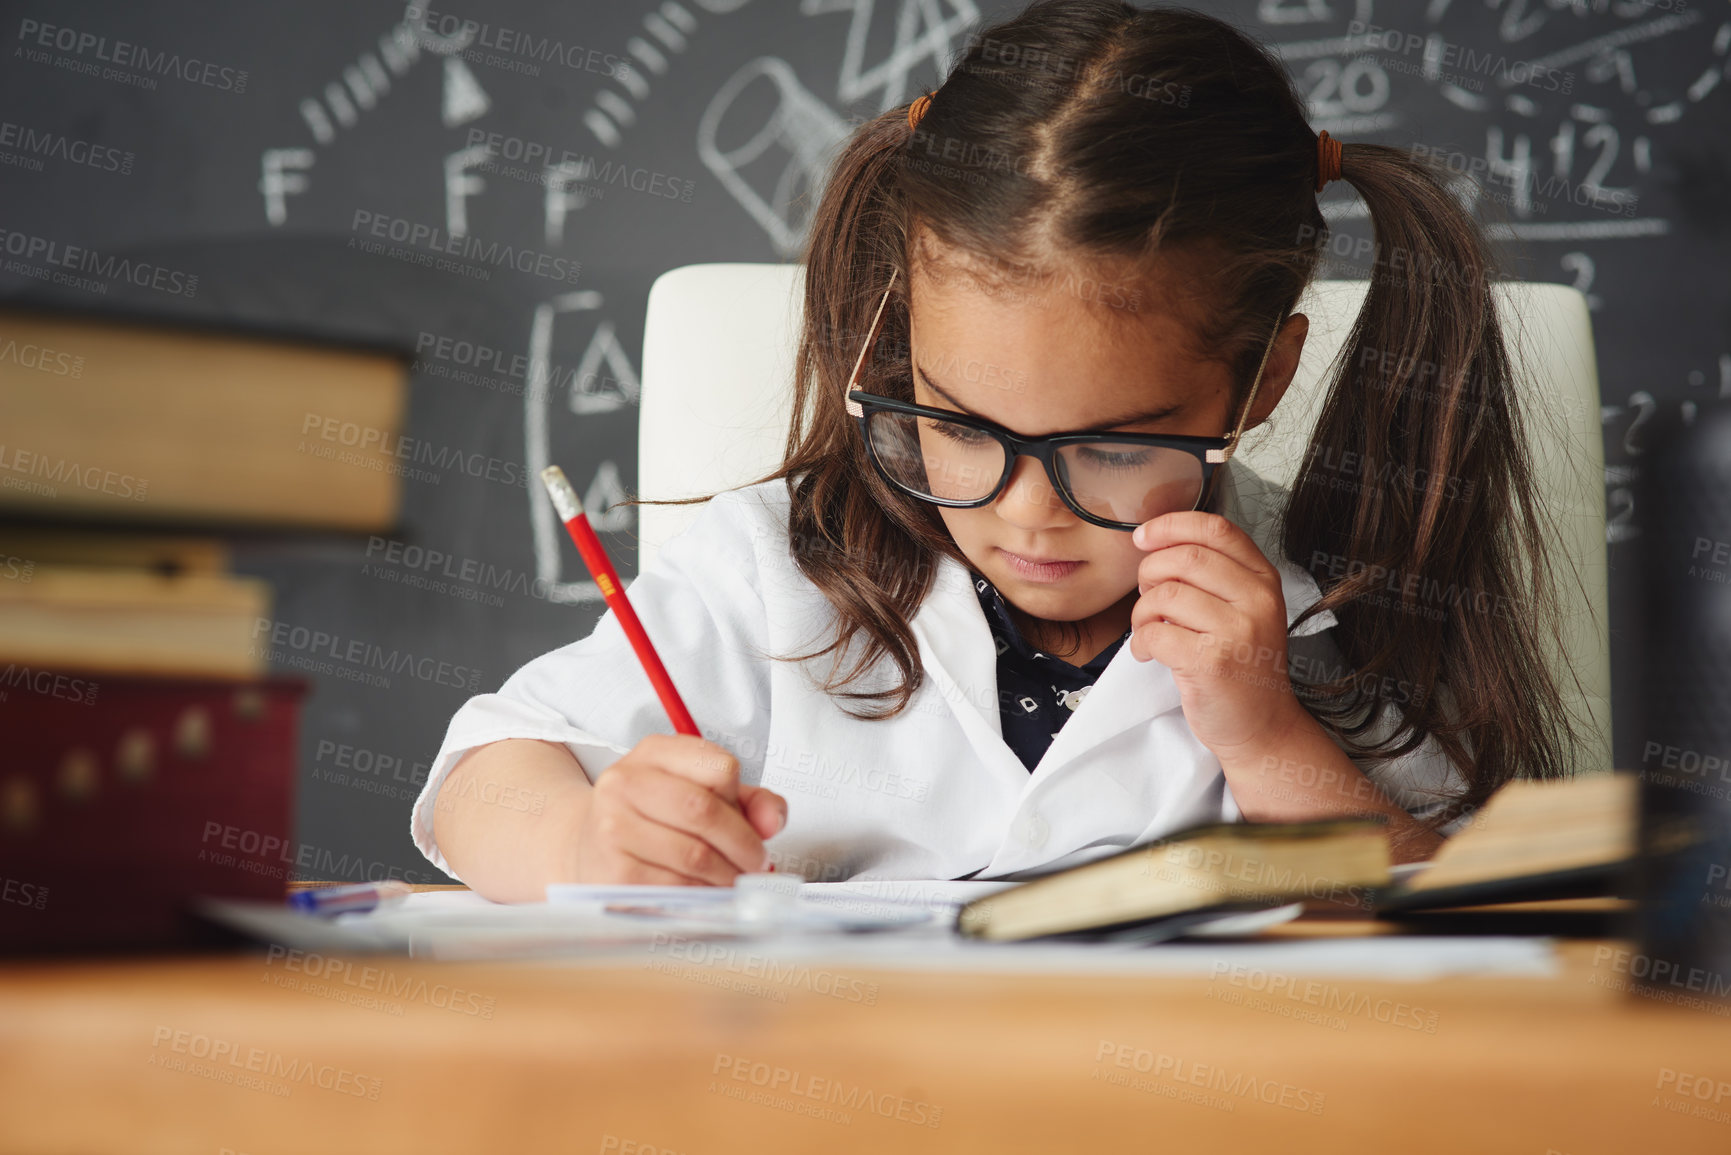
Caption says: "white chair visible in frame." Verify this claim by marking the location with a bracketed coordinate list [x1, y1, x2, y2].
[637, 263, 1611, 772]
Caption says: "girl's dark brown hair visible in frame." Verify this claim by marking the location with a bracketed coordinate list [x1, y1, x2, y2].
[631, 0, 1586, 823]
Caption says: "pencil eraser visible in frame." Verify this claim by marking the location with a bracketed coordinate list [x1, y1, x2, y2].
[540, 467, 582, 520]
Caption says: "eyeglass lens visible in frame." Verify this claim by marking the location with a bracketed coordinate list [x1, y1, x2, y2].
[865, 409, 1205, 525]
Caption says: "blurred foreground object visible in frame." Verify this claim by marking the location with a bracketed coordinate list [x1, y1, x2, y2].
[0, 309, 408, 529]
[0, 303, 403, 951]
[0, 531, 267, 677]
[1634, 398, 1731, 1002]
[0, 673, 305, 952]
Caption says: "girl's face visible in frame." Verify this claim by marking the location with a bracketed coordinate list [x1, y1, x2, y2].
[905, 246, 1305, 629]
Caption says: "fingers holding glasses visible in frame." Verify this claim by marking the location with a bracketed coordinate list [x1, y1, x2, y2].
[1127, 511, 1289, 675]
[1132, 511, 1279, 584]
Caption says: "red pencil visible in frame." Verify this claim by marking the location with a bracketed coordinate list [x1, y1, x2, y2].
[539, 466, 700, 737]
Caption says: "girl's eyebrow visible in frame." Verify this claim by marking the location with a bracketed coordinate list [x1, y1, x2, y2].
[913, 360, 1185, 428]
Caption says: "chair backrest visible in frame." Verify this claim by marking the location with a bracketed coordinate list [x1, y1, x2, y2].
[638, 263, 1610, 772]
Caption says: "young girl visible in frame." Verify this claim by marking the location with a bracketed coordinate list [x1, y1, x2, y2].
[416, 0, 1582, 902]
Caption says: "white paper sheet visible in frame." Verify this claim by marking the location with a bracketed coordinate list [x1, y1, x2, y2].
[202, 886, 1560, 979]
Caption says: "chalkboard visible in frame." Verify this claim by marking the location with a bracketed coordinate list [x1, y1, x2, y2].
[2, 0, 1725, 881]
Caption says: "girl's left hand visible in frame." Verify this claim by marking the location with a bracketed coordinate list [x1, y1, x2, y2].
[1128, 511, 1305, 758]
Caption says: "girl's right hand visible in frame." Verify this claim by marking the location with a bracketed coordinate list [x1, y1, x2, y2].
[570, 733, 788, 885]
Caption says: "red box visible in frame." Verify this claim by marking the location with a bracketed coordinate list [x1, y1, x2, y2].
[0, 671, 307, 953]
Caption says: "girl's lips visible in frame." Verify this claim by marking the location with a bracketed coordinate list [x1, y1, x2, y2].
[998, 548, 1082, 583]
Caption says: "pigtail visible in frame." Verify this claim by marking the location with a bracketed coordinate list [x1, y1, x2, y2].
[1282, 142, 1585, 822]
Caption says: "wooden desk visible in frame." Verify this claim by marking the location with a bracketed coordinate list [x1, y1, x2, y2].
[1, 919, 1727, 1154]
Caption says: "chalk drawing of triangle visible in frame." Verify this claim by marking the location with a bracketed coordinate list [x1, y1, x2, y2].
[442, 57, 490, 126]
[583, 461, 633, 533]
[568, 320, 641, 415]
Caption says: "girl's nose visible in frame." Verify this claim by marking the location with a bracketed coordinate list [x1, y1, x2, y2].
[994, 454, 1074, 530]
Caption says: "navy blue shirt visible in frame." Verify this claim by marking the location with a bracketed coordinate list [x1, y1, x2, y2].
[971, 573, 1133, 773]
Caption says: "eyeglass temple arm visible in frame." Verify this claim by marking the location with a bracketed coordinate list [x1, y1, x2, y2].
[1207, 316, 1283, 466]
[843, 268, 900, 419]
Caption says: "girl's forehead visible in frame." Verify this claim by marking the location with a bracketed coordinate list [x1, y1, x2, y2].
[907, 232, 1217, 342]
[908, 261, 1214, 375]
[899, 230, 1237, 426]
[906, 280, 1232, 433]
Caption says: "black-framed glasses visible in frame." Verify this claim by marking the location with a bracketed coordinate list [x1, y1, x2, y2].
[840, 268, 1280, 531]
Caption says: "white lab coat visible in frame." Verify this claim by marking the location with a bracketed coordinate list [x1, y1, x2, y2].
[410, 460, 1465, 884]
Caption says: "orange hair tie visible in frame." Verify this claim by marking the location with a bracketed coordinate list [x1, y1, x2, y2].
[1315, 129, 1343, 192]
[908, 91, 936, 131]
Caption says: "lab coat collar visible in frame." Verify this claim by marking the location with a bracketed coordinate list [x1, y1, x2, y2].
[906, 459, 1332, 789]
[910, 554, 1182, 790]
[908, 554, 1031, 788]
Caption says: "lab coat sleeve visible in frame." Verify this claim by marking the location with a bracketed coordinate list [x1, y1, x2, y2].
[408, 486, 777, 880]
[1280, 626, 1473, 834]
[1216, 461, 1469, 832]
[1217, 584, 1469, 835]
[1217, 557, 1345, 823]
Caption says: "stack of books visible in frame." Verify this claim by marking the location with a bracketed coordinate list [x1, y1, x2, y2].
[0, 309, 408, 950]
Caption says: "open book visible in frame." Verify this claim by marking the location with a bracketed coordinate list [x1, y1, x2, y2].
[957, 773, 1641, 942]
[956, 819, 1390, 942]
[1376, 772, 1636, 913]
